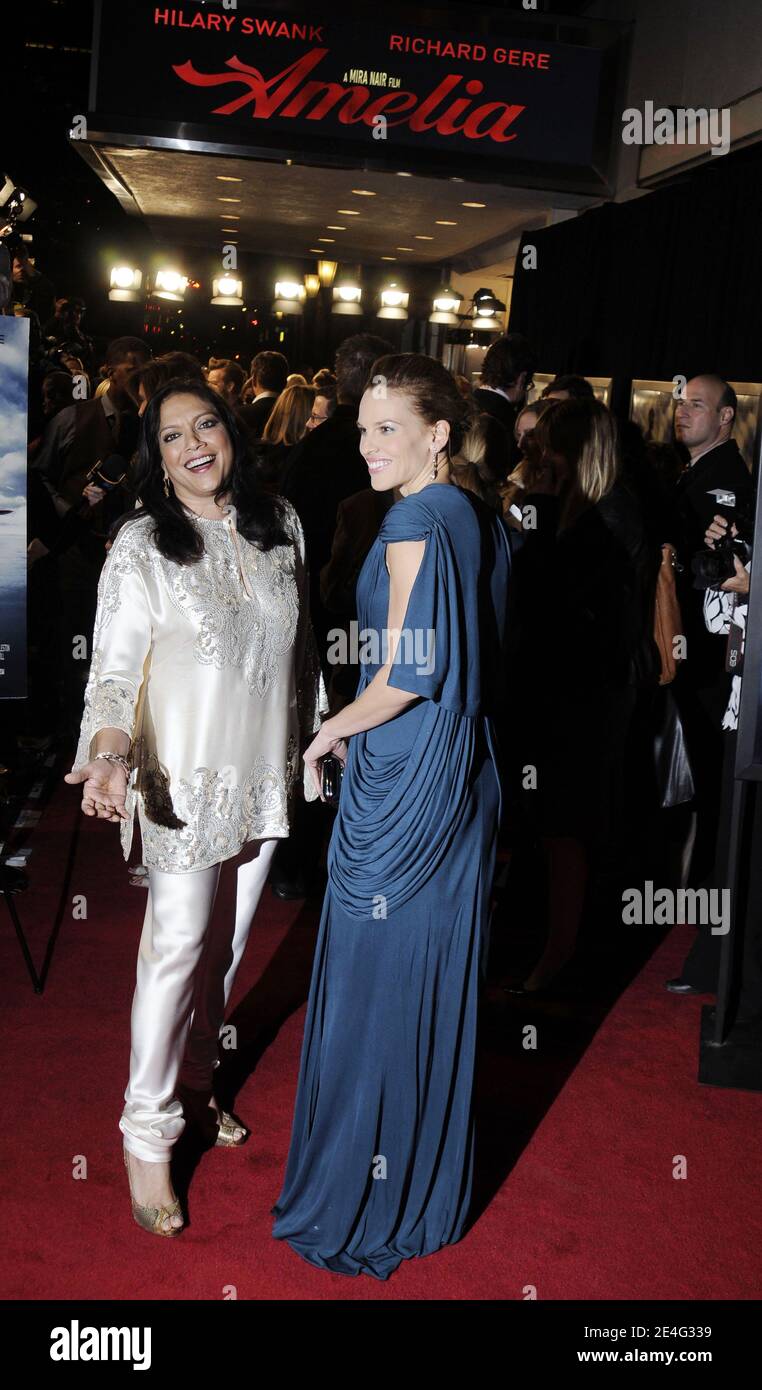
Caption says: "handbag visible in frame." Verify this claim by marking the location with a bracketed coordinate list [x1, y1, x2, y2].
[653, 687, 695, 808]
[320, 754, 344, 807]
[653, 543, 685, 685]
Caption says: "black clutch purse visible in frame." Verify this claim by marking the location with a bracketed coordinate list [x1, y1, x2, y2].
[320, 754, 344, 807]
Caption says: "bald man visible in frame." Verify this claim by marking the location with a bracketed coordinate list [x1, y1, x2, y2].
[674, 375, 751, 562]
[667, 375, 753, 995]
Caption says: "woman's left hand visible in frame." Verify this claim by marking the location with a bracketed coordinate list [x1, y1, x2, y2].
[302, 723, 348, 800]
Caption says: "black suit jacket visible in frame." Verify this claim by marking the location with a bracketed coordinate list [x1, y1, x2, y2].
[674, 437, 753, 684]
[282, 403, 370, 669]
[674, 437, 752, 564]
[472, 387, 518, 479]
[238, 394, 277, 440]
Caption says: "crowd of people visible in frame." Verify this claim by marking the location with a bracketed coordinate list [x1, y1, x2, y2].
[9, 255, 759, 1267]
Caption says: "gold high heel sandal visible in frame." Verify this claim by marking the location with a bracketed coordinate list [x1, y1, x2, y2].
[123, 1148, 184, 1236]
[214, 1108, 249, 1147]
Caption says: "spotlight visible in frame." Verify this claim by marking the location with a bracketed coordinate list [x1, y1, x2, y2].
[332, 272, 362, 316]
[153, 269, 188, 302]
[211, 274, 244, 306]
[109, 265, 143, 302]
[272, 279, 306, 315]
[377, 281, 409, 320]
[429, 284, 463, 326]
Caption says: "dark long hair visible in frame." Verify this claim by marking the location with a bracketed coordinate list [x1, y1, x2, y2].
[128, 380, 291, 563]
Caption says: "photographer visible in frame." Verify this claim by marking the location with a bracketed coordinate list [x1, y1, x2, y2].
[669, 511, 752, 999]
[667, 375, 755, 993]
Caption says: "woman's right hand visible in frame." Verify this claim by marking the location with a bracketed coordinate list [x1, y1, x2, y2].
[64, 761, 129, 821]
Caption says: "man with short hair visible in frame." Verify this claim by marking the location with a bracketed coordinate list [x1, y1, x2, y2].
[207, 358, 246, 408]
[542, 374, 595, 401]
[238, 350, 289, 438]
[306, 386, 336, 431]
[473, 332, 538, 477]
[33, 335, 150, 503]
[668, 374, 754, 996]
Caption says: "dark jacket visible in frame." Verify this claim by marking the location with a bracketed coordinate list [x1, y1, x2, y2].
[472, 386, 518, 480]
[673, 437, 753, 685]
[508, 480, 660, 692]
[282, 402, 370, 670]
[238, 394, 278, 440]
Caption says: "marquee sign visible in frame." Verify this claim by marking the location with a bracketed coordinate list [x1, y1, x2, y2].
[88, 2, 624, 192]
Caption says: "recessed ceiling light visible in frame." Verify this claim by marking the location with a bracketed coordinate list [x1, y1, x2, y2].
[318, 237, 335, 242]
[220, 213, 240, 219]
[216, 176, 243, 182]
[397, 172, 413, 177]
[337, 209, 360, 215]
[221, 228, 239, 234]
[415, 235, 434, 240]
[396, 246, 414, 251]
[218, 197, 242, 203]
[450, 177, 464, 182]
[436, 220, 457, 225]
[462, 201, 486, 208]
[351, 189, 376, 196]
[326, 225, 346, 230]
[381, 256, 396, 261]
[308, 248, 324, 253]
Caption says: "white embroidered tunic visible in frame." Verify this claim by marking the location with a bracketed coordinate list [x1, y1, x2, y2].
[72, 500, 327, 872]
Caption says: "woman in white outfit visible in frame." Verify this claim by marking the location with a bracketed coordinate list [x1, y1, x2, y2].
[66, 380, 326, 1237]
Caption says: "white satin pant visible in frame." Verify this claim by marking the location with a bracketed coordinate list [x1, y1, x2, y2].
[119, 837, 278, 1163]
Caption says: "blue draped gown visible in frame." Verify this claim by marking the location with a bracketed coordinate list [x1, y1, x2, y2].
[272, 481, 511, 1279]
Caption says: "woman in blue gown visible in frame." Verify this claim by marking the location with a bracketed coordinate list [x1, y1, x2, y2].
[272, 353, 511, 1279]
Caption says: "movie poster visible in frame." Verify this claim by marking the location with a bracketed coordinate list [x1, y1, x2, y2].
[0, 315, 29, 700]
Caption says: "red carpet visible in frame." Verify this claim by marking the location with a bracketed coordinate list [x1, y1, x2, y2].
[2, 775, 761, 1300]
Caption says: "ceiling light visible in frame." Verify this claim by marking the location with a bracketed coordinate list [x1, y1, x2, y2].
[217, 197, 242, 203]
[378, 281, 409, 320]
[415, 235, 434, 240]
[211, 274, 244, 306]
[332, 272, 362, 315]
[462, 201, 486, 208]
[153, 268, 188, 302]
[318, 237, 335, 243]
[109, 265, 143, 302]
[381, 256, 396, 261]
[397, 172, 413, 177]
[396, 246, 414, 252]
[216, 176, 243, 182]
[351, 189, 376, 196]
[436, 220, 458, 226]
[326, 225, 346, 230]
[317, 259, 337, 286]
[429, 283, 462, 325]
[337, 209, 360, 215]
[471, 287, 505, 330]
[273, 279, 306, 315]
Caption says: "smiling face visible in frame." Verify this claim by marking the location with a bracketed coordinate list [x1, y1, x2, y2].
[357, 386, 450, 494]
[157, 392, 234, 512]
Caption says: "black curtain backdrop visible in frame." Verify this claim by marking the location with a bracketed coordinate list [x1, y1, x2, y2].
[509, 141, 762, 389]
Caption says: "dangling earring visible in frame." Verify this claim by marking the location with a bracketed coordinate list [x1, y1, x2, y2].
[162, 469, 171, 498]
[430, 433, 439, 481]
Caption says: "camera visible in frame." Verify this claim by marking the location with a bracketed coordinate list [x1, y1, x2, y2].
[691, 490, 752, 590]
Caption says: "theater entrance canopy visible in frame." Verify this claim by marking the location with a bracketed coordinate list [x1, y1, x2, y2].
[74, 0, 626, 266]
